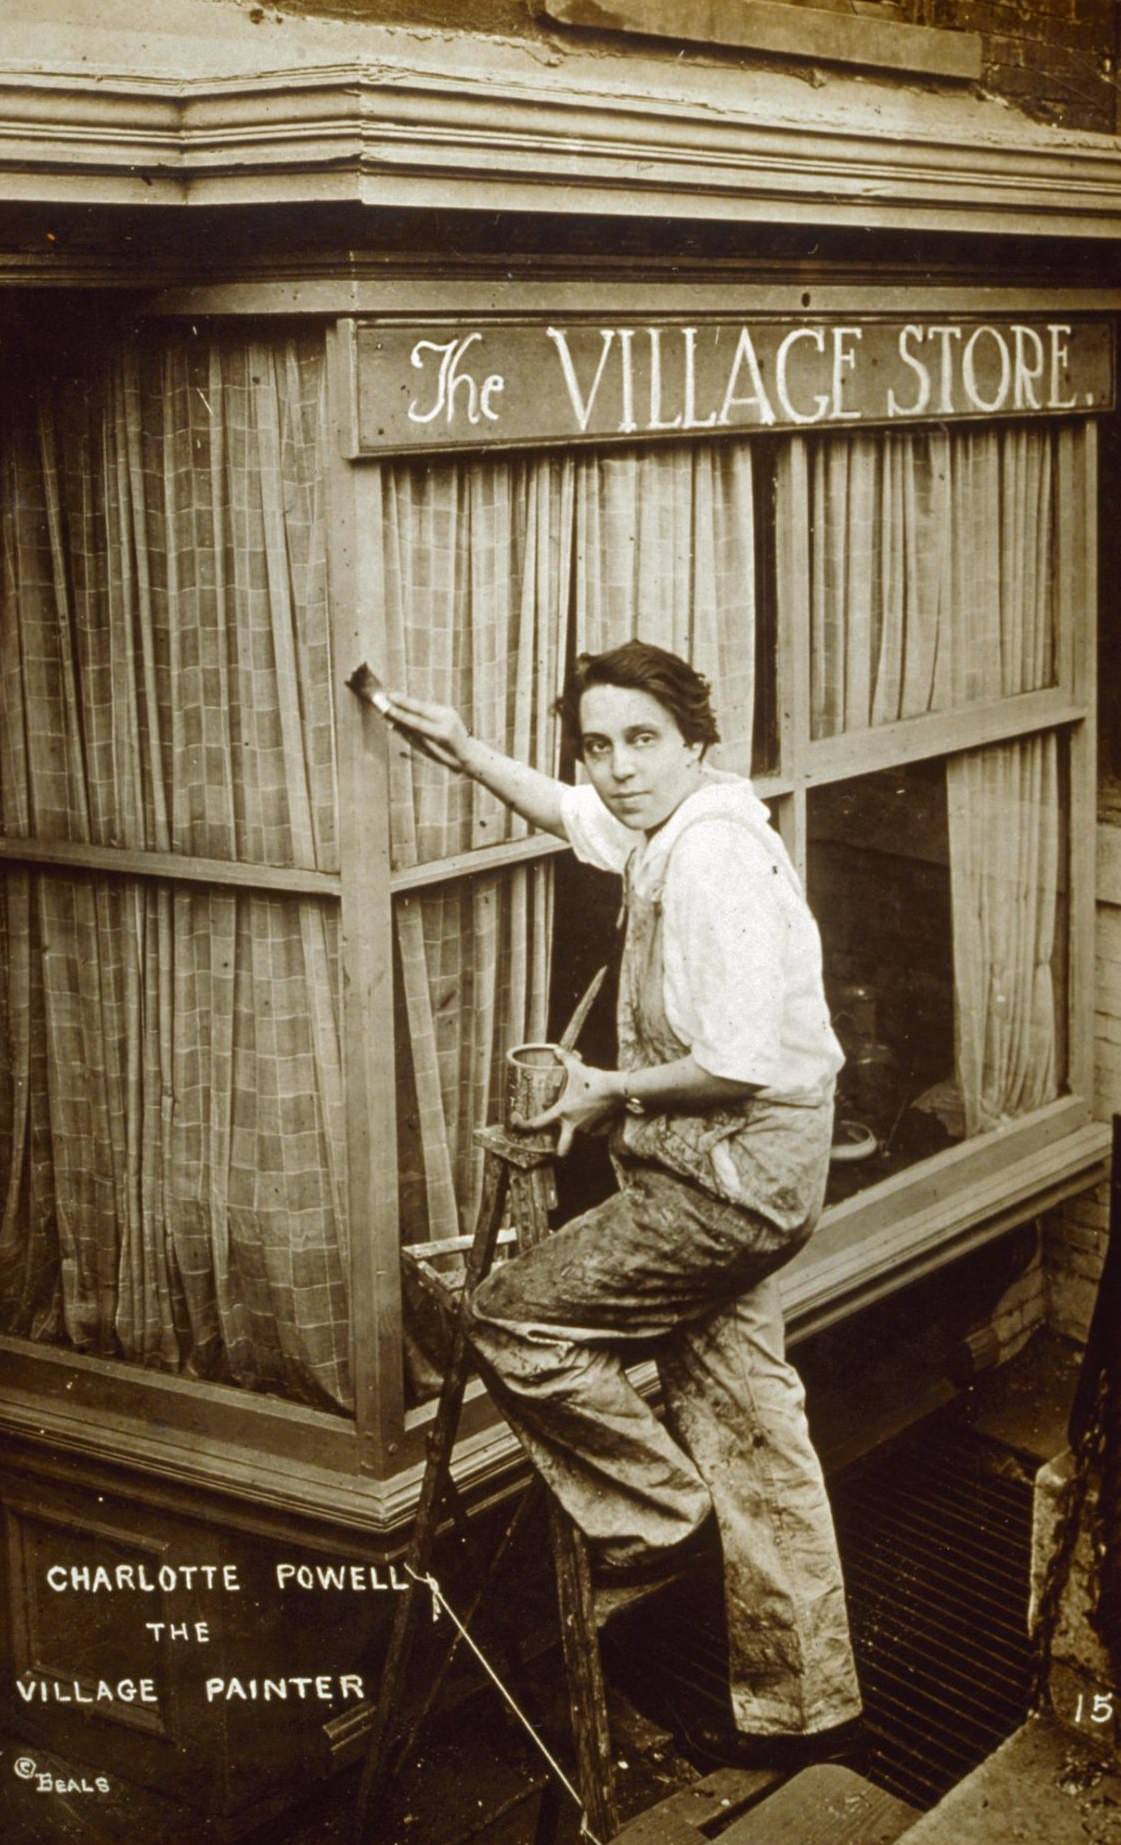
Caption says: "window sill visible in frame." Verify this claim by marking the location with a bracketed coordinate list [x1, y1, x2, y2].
[0, 1101, 1106, 1537]
[541, 0, 982, 83]
[427, 1099, 1110, 1505]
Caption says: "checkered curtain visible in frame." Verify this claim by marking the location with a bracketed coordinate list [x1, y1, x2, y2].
[796, 424, 1064, 1134]
[806, 427, 1056, 738]
[377, 456, 574, 1242]
[573, 442, 756, 773]
[0, 335, 351, 1411]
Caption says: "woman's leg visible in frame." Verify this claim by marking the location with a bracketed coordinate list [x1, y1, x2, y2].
[464, 1164, 792, 1567]
[659, 1277, 862, 1735]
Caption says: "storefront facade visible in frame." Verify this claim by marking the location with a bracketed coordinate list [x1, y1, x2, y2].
[1, 0, 1120, 1824]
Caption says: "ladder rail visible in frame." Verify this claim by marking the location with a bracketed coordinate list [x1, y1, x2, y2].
[355, 1131, 620, 1843]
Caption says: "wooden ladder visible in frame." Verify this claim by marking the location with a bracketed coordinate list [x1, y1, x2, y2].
[354, 1122, 620, 1845]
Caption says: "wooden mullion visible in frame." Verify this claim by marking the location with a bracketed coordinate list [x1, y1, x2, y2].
[772, 438, 811, 878]
[326, 325, 404, 1477]
[390, 829, 568, 895]
[804, 688, 1084, 787]
[774, 438, 806, 786]
[750, 770, 792, 803]
[1054, 424, 1078, 698]
[0, 835, 342, 898]
[1064, 418, 1097, 1107]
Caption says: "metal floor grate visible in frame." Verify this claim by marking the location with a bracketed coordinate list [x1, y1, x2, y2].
[601, 1412, 1035, 1813]
[832, 1416, 1035, 1809]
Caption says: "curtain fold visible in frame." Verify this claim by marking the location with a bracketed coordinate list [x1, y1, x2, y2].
[808, 427, 1056, 739]
[947, 735, 1060, 1136]
[0, 335, 350, 1411]
[574, 442, 755, 772]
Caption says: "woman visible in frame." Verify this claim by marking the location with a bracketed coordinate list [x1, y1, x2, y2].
[380, 640, 861, 1765]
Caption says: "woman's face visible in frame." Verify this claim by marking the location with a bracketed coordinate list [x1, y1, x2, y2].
[578, 683, 703, 833]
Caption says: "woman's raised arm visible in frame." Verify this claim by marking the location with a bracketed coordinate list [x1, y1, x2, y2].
[379, 691, 569, 839]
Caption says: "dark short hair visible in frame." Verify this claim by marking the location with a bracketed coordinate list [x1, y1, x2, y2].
[555, 640, 721, 759]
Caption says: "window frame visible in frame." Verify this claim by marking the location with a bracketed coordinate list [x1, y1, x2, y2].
[0, 301, 1109, 1530]
[767, 418, 1102, 1328]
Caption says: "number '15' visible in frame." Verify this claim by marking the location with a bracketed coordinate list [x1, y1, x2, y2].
[1074, 1691, 1115, 1724]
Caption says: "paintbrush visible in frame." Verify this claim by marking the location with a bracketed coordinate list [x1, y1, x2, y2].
[558, 964, 608, 1053]
[346, 663, 460, 767]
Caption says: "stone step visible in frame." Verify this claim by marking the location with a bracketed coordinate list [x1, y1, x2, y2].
[899, 1718, 1121, 1845]
[612, 1763, 918, 1844]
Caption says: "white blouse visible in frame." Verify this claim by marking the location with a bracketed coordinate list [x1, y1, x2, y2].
[559, 772, 843, 1099]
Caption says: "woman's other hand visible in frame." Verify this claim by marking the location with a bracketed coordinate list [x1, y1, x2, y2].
[514, 1050, 624, 1158]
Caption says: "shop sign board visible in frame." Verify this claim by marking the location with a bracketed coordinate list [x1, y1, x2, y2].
[347, 317, 1114, 457]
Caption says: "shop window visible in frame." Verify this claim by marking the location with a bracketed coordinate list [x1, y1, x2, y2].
[0, 331, 351, 1415]
[809, 747, 1069, 1207]
[0, 313, 1101, 1499]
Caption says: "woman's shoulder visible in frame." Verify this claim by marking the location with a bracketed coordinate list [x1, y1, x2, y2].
[669, 780, 779, 859]
[665, 806, 781, 886]
[663, 780, 803, 898]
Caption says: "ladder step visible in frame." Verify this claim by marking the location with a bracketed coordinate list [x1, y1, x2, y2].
[716, 1765, 919, 1844]
[610, 1767, 780, 1842]
[404, 1229, 518, 1261]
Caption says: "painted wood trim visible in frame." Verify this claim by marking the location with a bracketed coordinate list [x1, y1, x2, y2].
[810, 1094, 1090, 1251]
[783, 1113, 1108, 1333]
[326, 326, 405, 1476]
[1097, 825, 1121, 907]
[0, 1383, 404, 1549]
[0, 1106, 1104, 1531]
[773, 438, 808, 871]
[390, 831, 569, 894]
[1067, 422, 1098, 1107]
[144, 283, 1121, 320]
[336, 316, 361, 463]
[0, 835, 342, 898]
[6, 57, 1121, 240]
[0, 1335, 357, 1467]
[804, 690, 1086, 787]
[5, 1500, 177, 1740]
[1055, 425, 1077, 698]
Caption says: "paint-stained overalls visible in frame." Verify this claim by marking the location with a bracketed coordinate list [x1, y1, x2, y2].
[466, 814, 862, 1735]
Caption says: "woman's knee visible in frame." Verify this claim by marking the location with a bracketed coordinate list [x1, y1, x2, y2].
[464, 1263, 528, 1350]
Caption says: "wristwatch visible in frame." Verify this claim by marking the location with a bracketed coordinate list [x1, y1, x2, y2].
[624, 1093, 647, 1117]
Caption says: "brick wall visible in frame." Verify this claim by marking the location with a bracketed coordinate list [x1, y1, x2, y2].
[1044, 823, 1121, 1342]
[991, 1236, 1049, 1361]
[931, 0, 1117, 133]
[270, 0, 1119, 135]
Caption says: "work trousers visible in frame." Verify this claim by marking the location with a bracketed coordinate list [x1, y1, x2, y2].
[465, 1158, 862, 1736]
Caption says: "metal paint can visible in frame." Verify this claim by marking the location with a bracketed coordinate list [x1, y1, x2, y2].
[505, 1043, 567, 1149]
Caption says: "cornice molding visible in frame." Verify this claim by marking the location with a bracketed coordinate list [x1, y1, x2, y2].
[1, 55, 1121, 238]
